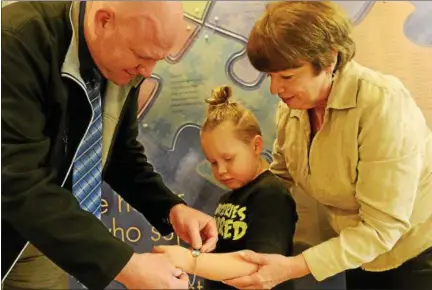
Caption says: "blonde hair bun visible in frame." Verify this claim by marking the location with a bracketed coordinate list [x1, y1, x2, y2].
[206, 85, 232, 106]
[201, 85, 262, 141]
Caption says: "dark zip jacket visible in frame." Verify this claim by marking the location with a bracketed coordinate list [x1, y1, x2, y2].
[1, 2, 184, 288]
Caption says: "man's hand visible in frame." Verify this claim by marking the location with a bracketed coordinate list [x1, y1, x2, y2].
[223, 251, 310, 289]
[169, 204, 218, 252]
[115, 253, 189, 289]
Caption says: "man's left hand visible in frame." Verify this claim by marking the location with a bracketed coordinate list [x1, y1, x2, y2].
[169, 204, 218, 252]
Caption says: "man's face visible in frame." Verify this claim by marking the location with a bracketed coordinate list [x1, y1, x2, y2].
[89, 15, 173, 85]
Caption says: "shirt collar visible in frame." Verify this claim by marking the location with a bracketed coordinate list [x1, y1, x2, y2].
[326, 61, 359, 110]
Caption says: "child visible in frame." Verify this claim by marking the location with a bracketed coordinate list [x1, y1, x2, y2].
[153, 85, 298, 289]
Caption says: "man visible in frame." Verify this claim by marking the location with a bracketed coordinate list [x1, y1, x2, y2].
[1, 1, 217, 289]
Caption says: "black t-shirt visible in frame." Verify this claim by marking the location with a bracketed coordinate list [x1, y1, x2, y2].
[204, 170, 298, 290]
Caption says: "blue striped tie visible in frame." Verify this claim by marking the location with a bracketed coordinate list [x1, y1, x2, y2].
[72, 77, 102, 219]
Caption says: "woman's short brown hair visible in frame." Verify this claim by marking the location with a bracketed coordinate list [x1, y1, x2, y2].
[247, 1, 355, 74]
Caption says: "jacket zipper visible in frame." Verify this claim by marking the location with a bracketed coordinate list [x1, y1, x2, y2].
[60, 72, 94, 188]
[61, 126, 68, 154]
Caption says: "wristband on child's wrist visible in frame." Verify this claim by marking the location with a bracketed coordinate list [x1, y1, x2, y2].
[188, 248, 200, 287]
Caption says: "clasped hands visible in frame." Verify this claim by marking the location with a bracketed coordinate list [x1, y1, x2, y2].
[154, 245, 309, 290]
[116, 203, 309, 289]
[222, 251, 307, 289]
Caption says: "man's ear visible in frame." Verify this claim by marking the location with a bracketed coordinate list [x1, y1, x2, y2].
[93, 9, 115, 37]
[252, 135, 264, 156]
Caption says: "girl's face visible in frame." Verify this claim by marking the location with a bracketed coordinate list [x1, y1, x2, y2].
[201, 122, 264, 190]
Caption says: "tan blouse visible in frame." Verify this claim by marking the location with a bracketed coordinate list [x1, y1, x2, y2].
[270, 60, 432, 281]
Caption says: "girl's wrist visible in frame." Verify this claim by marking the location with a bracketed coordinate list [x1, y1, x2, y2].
[180, 247, 196, 273]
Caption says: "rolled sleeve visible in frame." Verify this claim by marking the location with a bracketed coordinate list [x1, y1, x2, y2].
[303, 83, 424, 281]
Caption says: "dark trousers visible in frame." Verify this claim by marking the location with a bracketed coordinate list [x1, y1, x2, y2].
[2, 244, 69, 290]
[346, 248, 432, 290]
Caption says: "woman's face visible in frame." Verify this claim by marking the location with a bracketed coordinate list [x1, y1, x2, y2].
[267, 62, 334, 110]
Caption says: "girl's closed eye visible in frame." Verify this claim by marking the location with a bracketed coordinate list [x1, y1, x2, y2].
[223, 155, 233, 161]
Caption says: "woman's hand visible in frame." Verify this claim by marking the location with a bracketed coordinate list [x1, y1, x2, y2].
[223, 251, 310, 289]
[152, 245, 192, 272]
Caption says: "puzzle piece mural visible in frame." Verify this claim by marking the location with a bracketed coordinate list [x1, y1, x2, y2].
[351, 1, 432, 126]
[336, 1, 374, 25]
[139, 25, 278, 151]
[404, 1, 432, 47]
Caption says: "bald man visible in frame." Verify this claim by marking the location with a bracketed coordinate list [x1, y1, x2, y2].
[2, 2, 217, 289]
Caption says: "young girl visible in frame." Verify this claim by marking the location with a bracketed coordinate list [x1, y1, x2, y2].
[153, 85, 298, 289]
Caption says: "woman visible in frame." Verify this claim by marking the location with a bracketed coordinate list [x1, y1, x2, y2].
[223, 2, 432, 290]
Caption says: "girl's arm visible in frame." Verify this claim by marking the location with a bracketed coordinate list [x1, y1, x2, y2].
[151, 177, 298, 282]
[152, 245, 258, 281]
